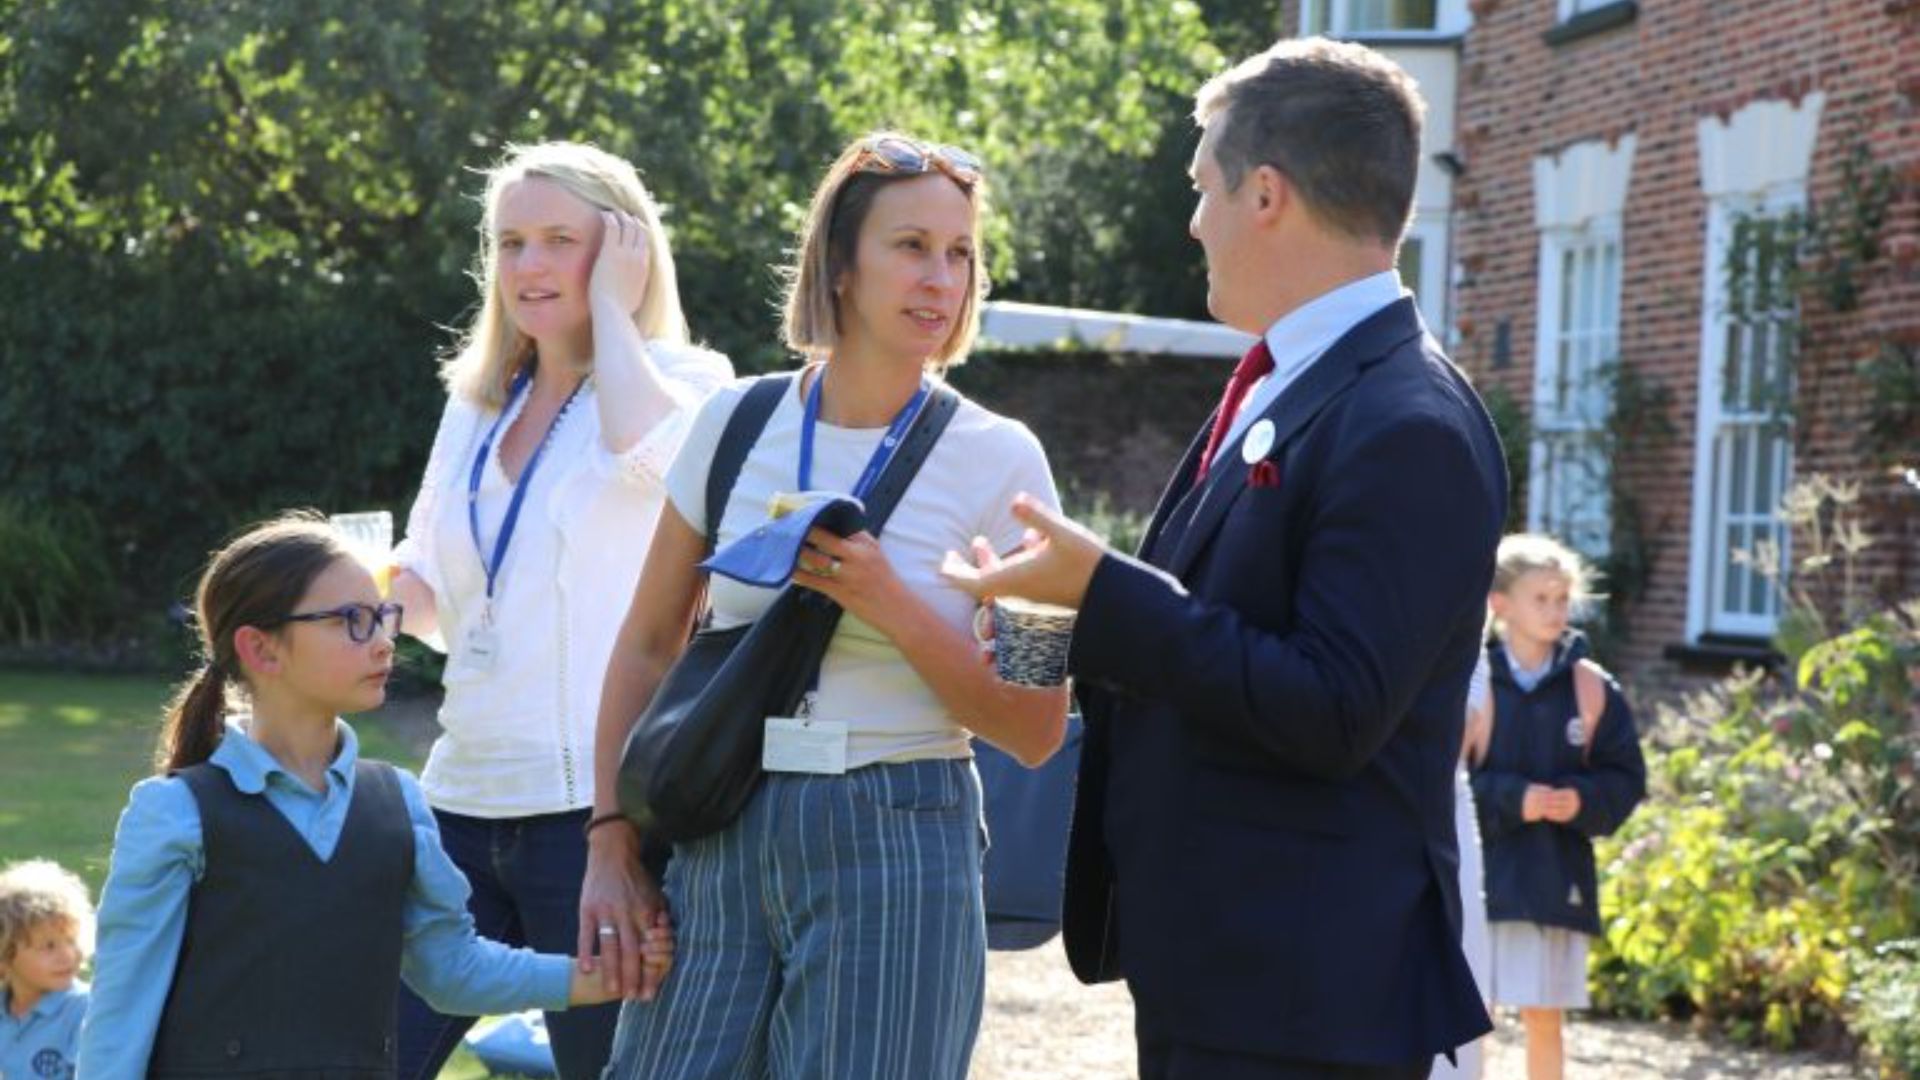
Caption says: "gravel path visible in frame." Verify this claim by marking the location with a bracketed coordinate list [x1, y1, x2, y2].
[971, 941, 1868, 1079]
[371, 699, 1867, 1080]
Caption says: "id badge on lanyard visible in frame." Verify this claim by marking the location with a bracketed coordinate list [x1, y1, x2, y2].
[759, 371, 928, 769]
[459, 367, 582, 675]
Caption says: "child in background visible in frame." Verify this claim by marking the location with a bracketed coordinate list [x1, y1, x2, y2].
[79, 513, 663, 1079]
[1471, 534, 1646, 1080]
[0, 859, 92, 1080]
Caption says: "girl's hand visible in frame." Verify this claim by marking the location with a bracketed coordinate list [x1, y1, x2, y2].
[793, 528, 910, 631]
[568, 964, 620, 1006]
[1542, 786, 1582, 823]
[578, 820, 674, 1000]
[1521, 783, 1555, 822]
[590, 210, 651, 319]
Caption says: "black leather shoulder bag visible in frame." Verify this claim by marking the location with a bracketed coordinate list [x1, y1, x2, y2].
[617, 373, 959, 843]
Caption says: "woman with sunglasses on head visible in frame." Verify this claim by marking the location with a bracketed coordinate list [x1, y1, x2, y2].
[587, 132, 1070, 1079]
[79, 513, 630, 1079]
[381, 142, 732, 1080]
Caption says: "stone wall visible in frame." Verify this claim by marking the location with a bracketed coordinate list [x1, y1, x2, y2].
[947, 350, 1229, 516]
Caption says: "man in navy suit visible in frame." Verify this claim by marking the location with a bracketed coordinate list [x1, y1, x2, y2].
[945, 37, 1504, 1078]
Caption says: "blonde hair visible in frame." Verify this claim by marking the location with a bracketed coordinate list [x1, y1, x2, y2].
[1490, 533, 1598, 637]
[443, 142, 691, 408]
[0, 859, 95, 972]
[781, 132, 988, 371]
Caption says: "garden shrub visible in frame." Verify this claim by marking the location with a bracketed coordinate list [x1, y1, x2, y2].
[1850, 938, 1920, 1078]
[0, 499, 116, 646]
[1592, 603, 1919, 1051]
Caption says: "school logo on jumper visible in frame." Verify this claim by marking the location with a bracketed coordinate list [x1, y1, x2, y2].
[33, 1047, 73, 1079]
[1564, 715, 1587, 747]
[1568, 884, 1584, 908]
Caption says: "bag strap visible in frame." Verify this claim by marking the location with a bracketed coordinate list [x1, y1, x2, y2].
[860, 381, 960, 538]
[704, 375, 792, 552]
[702, 372, 959, 548]
[1574, 658, 1606, 764]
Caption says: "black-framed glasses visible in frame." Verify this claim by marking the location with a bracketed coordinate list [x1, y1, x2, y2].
[854, 136, 984, 185]
[263, 602, 404, 644]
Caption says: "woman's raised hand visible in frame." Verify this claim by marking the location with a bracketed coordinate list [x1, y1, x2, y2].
[590, 209, 651, 318]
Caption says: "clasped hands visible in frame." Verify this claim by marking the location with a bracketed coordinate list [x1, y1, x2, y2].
[1522, 783, 1583, 824]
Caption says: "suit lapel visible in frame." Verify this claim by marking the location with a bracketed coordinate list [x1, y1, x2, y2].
[1139, 409, 1216, 564]
[1163, 298, 1428, 581]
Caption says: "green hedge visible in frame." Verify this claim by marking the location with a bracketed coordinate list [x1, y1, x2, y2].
[1, 237, 455, 656]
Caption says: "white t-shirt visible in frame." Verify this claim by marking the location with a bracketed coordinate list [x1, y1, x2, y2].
[665, 374, 1059, 769]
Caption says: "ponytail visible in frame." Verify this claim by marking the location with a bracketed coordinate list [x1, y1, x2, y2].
[156, 663, 230, 773]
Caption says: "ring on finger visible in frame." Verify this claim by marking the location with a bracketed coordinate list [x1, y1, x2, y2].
[597, 924, 617, 937]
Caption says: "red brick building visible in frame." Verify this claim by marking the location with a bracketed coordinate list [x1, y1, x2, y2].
[1283, 0, 1920, 694]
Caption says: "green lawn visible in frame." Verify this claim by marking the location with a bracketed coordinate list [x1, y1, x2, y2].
[0, 670, 426, 891]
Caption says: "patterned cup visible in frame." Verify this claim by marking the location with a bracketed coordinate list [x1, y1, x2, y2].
[990, 597, 1077, 688]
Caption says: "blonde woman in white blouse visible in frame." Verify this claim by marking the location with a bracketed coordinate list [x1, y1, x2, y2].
[385, 142, 731, 1080]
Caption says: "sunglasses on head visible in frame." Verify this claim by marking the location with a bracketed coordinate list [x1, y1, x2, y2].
[854, 136, 984, 185]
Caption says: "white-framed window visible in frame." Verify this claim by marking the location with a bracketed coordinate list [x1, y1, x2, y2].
[1686, 94, 1822, 640]
[1692, 198, 1799, 635]
[1529, 135, 1636, 561]
[1556, 0, 1620, 19]
[1302, 0, 1469, 36]
[1398, 217, 1449, 335]
[1529, 225, 1621, 557]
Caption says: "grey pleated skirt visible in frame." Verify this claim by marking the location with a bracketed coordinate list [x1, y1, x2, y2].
[1487, 920, 1591, 1008]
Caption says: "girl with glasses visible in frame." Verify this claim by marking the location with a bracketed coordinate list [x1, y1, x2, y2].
[79, 513, 645, 1077]
[382, 142, 733, 1079]
[589, 132, 1069, 1079]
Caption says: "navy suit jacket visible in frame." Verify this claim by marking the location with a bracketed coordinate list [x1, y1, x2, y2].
[1064, 297, 1504, 1065]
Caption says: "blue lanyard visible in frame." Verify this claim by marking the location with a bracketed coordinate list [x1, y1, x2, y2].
[798, 369, 929, 500]
[794, 368, 928, 713]
[467, 367, 584, 609]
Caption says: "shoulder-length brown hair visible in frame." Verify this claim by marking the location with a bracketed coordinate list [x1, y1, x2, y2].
[780, 132, 989, 371]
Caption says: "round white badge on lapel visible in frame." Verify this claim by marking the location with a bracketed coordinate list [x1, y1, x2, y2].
[1242, 419, 1276, 464]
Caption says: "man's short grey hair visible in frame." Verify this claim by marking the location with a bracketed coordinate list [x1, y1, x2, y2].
[1194, 37, 1426, 247]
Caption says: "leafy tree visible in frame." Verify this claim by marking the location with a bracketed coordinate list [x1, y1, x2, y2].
[0, 0, 1222, 641]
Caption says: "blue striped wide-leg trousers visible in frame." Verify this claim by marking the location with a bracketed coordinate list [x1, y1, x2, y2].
[602, 758, 988, 1080]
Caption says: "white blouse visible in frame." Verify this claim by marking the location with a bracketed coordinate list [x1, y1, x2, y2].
[394, 341, 732, 817]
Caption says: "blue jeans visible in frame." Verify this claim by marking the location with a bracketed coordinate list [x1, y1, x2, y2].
[602, 759, 987, 1080]
[396, 807, 619, 1080]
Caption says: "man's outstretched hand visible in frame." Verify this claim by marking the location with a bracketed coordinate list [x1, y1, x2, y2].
[940, 493, 1108, 610]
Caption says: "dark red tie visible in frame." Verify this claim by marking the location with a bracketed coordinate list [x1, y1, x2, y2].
[1195, 339, 1275, 483]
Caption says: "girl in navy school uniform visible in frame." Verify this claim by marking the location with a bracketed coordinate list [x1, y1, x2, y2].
[78, 514, 662, 1079]
[1470, 534, 1647, 1080]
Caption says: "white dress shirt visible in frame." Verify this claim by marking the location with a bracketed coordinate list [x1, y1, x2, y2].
[1223, 270, 1409, 450]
